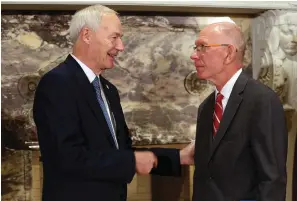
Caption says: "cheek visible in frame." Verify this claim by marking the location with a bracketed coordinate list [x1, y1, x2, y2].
[203, 54, 218, 67]
[103, 38, 116, 50]
[280, 32, 291, 46]
[204, 54, 224, 71]
[95, 37, 111, 52]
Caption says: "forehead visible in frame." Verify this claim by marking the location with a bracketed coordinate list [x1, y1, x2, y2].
[195, 28, 222, 45]
[195, 31, 212, 45]
[100, 14, 123, 34]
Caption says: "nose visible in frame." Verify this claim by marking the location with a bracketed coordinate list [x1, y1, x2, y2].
[116, 38, 124, 52]
[190, 51, 199, 60]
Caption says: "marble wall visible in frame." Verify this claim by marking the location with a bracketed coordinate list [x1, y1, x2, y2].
[1, 12, 252, 201]
[1, 13, 252, 147]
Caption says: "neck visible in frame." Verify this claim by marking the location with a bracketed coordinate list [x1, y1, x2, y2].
[72, 46, 103, 76]
[214, 77, 230, 92]
[213, 64, 242, 91]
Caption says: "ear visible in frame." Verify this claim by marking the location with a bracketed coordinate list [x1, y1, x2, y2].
[81, 27, 92, 45]
[225, 45, 237, 64]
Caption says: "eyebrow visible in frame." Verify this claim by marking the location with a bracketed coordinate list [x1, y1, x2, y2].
[195, 39, 207, 45]
[113, 32, 123, 37]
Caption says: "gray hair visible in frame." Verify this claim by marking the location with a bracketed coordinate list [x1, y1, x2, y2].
[218, 23, 245, 53]
[69, 4, 117, 43]
[212, 22, 246, 60]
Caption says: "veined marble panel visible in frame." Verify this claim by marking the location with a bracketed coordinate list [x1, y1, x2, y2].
[1, 14, 252, 147]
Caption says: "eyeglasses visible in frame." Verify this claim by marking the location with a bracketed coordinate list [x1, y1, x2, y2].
[193, 44, 235, 52]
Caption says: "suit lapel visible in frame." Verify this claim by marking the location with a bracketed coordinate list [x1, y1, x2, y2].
[100, 77, 127, 149]
[65, 55, 117, 148]
[209, 72, 248, 161]
[99, 76, 118, 137]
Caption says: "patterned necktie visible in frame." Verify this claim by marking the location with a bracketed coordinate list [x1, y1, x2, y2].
[213, 92, 224, 137]
[92, 77, 119, 149]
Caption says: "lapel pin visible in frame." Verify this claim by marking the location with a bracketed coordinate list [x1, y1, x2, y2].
[106, 85, 109, 89]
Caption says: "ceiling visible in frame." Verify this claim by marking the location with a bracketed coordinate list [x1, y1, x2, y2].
[1, 4, 270, 16]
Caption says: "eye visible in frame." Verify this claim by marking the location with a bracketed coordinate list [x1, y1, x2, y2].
[201, 45, 206, 51]
[193, 45, 203, 52]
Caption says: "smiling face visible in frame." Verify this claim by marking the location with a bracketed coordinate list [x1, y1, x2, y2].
[86, 13, 124, 71]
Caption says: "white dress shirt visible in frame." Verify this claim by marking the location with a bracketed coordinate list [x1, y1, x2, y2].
[71, 54, 118, 147]
[215, 68, 242, 112]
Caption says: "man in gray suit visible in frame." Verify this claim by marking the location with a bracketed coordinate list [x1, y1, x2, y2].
[190, 22, 288, 201]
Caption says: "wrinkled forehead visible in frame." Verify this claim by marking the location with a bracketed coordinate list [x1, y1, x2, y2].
[195, 29, 222, 45]
[100, 13, 123, 34]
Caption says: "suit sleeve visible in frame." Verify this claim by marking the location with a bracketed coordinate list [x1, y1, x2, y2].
[146, 97, 208, 177]
[33, 73, 135, 183]
[149, 148, 181, 176]
[251, 91, 288, 201]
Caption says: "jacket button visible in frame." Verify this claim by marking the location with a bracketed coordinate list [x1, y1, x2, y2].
[209, 176, 213, 180]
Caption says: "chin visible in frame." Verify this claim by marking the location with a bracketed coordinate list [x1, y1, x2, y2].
[285, 50, 297, 56]
[104, 64, 115, 70]
[196, 71, 207, 80]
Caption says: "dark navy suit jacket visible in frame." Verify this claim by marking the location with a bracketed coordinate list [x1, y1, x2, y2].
[33, 55, 181, 201]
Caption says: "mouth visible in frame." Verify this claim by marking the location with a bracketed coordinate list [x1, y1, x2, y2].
[107, 53, 117, 58]
[195, 64, 204, 68]
[195, 66, 205, 73]
[285, 42, 297, 49]
[286, 46, 297, 50]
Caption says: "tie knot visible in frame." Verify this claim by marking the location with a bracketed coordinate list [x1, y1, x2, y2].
[92, 76, 100, 88]
[216, 92, 224, 102]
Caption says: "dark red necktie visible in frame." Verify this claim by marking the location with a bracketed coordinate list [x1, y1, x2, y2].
[213, 92, 224, 137]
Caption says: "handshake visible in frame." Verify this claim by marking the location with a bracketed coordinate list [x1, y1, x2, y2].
[134, 141, 195, 175]
[134, 151, 158, 175]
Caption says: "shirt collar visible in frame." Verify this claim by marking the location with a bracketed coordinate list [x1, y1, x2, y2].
[215, 68, 242, 99]
[71, 54, 97, 83]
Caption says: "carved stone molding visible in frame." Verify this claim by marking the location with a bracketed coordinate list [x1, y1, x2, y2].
[252, 10, 297, 111]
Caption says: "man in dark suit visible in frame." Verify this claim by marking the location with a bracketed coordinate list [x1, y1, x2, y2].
[190, 22, 288, 201]
[33, 5, 194, 201]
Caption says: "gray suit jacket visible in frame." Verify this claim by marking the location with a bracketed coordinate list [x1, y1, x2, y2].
[192, 71, 288, 201]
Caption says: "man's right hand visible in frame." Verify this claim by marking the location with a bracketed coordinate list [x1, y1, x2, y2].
[180, 140, 195, 165]
[134, 151, 157, 175]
